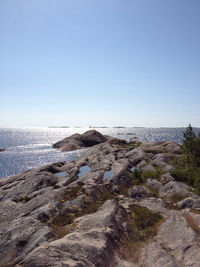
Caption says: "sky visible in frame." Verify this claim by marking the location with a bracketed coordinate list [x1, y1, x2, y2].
[0, 0, 200, 127]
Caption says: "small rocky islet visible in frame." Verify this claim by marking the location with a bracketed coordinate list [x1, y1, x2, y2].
[0, 130, 200, 266]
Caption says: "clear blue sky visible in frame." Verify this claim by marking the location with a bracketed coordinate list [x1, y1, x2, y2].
[1, 0, 200, 127]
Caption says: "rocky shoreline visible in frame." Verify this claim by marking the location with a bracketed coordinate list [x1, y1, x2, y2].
[0, 131, 200, 266]
[52, 130, 108, 151]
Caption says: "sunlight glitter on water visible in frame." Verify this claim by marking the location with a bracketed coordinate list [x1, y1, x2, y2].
[0, 127, 199, 178]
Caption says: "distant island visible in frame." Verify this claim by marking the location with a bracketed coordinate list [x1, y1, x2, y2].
[48, 126, 70, 128]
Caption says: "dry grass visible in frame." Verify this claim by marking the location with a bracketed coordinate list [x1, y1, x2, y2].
[191, 209, 200, 214]
[62, 185, 83, 201]
[50, 224, 72, 239]
[48, 190, 114, 239]
[118, 186, 129, 196]
[85, 191, 114, 214]
[121, 141, 142, 149]
[19, 195, 31, 202]
[170, 193, 186, 203]
[120, 204, 164, 263]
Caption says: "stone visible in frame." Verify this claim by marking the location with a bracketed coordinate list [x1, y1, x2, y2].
[166, 142, 181, 154]
[161, 164, 175, 173]
[36, 161, 67, 173]
[156, 212, 200, 267]
[126, 147, 146, 165]
[177, 196, 200, 210]
[146, 178, 162, 190]
[141, 164, 157, 172]
[159, 181, 191, 198]
[52, 130, 108, 151]
[140, 144, 164, 154]
[107, 137, 127, 146]
[114, 256, 138, 267]
[151, 154, 175, 173]
[152, 153, 168, 167]
[136, 159, 147, 168]
[129, 185, 153, 199]
[107, 164, 133, 186]
[4, 171, 58, 201]
[139, 242, 177, 267]
[160, 173, 175, 185]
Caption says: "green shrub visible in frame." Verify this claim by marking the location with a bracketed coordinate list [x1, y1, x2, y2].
[182, 124, 200, 167]
[171, 162, 200, 195]
[171, 124, 200, 195]
[142, 170, 160, 180]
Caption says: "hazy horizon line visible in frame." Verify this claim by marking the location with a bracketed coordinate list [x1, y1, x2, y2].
[1, 125, 200, 129]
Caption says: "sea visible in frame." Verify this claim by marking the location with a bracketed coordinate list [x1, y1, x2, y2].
[0, 127, 200, 178]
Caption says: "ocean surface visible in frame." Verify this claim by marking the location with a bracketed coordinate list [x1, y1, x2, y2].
[0, 127, 200, 178]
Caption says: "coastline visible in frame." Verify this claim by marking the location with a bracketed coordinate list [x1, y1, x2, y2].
[1, 127, 200, 178]
[1, 133, 200, 266]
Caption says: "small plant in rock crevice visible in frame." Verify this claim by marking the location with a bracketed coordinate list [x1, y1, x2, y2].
[119, 204, 164, 263]
[19, 195, 31, 202]
[170, 193, 186, 204]
[41, 190, 115, 240]
[132, 169, 160, 185]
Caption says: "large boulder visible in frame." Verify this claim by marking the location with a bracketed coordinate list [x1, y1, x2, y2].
[165, 142, 181, 154]
[52, 130, 108, 151]
[146, 179, 162, 190]
[126, 147, 146, 165]
[151, 154, 174, 173]
[106, 163, 133, 187]
[159, 181, 191, 199]
[177, 196, 200, 210]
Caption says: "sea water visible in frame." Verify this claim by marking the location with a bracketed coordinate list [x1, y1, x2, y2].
[0, 127, 199, 178]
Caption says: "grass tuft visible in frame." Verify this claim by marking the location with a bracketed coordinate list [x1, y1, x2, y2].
[132, 169, 160, 185]
[120, 204, 164, 263]
[170, 193, 186, 203]
[85, 191, 114, 214]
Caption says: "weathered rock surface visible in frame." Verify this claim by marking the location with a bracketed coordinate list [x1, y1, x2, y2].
[0, 138, 200, 267]
[156, 212, 200, 267]
[52, 130, 108, 151]
[139, 242, 177, 267]
[177, 196, 200, 210]
[146, 178, 162, 190]
[20, 200, 128, 267]
[160, 172, 175, 185]
[159, 181, 192, 199]
[129, 185, 153, 199]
